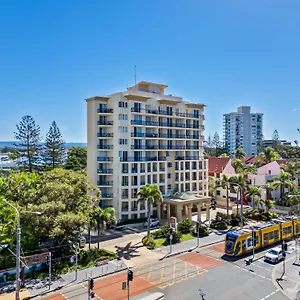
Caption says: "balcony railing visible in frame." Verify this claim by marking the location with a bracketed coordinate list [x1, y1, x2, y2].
[122, 194, 129, 199]
[121, 207, 129, 212]
[131, 207, 138, 211]
[175, 156, 199, 160]
[97, 145, 113, 149]
[97, 157, 113, 161]
[130, 107, 204, 119]
[97, 169, 113, 174]
[122, 169, 129, 173]
[97, 181, 113, 186]
[102, 193, 113, 198]
[130, 132, 200, 139]
[97, 121, 113, 125]
[97, 108, 113, 113]
[97, 133, 113, 138]
[120, 156, 166, 162]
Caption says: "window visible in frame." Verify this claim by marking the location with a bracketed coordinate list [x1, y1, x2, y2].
[263, 233, 268, 244]
[168, 184, 172, 190]
[119, 139, 127, 145]
[119, 101, 128, 108]
[168, 162, 172, 168]
[216, 190, 220, 196]
[140, 213, 145, 218]
[118, 126, 128, 133]
[269, 231, 274, 240]
[118, 114, 128, 120]
[121, 214, 128, 220]
[287, 226, 292, 234]
[132, 213, 138, 219]
[274, 230, 279, 240]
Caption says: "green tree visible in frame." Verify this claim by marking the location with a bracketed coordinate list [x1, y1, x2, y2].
[14, 116, 42, 172]
[271, 171, 295, 202]
[212, 132, 221, 156]
[219, 153, 229, 158]
[65, 147, 87, 171]
[229, 175, 248, 212]
[233, 147, 246, 159]
[258, 147, 280, 164]
[137, 184, 162, 238]
[44, 121, 65, 169]
[264, 199, 274, 212]
[245, 186, 261, 208]
[0, 168, 99, 249]
[221, 174, 230, 216]
[232, 159, 244, 173]
[244, 164, 257, 174]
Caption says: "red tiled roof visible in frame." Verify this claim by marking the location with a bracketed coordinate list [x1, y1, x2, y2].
[243, 156, 260, 164]
[208, 157, 230, 175]
[277, 159, 288, 165]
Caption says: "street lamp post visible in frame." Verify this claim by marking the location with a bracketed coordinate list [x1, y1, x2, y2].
[2, 199, 41, 300]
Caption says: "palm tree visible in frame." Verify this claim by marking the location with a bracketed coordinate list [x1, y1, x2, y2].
[232, 159, 244, 173]
[258, 146, 280, 164]
[264, 198, 274, 212]
[271, 170, 295, 202]
[253, 196, 264, 210]
[245, 186, 261, 208]
[221, 174, 230, 216]
[229, 175, 248, 213]
[137, 184, 162, 238]
[233, 147, 246, 159]
[89, 206, 116, 249]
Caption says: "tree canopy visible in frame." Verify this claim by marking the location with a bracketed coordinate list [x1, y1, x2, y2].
[0, 168, 100, 249]
[65, 147, 87, 171]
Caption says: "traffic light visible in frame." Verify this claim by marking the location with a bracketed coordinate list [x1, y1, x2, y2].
[88, 278, 94, 290]
[127, 269, 133, 282]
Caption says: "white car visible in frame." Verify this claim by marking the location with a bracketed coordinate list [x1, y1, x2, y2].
[144, 218, 160, 228]
[264, 247, 283, 263]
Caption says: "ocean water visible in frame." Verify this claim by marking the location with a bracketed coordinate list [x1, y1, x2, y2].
[0, 141, 87, 149]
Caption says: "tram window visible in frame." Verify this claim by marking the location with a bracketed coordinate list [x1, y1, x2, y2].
[297, 224, 300, 234]
[269, 231, 274, 240]
[274, 230, 279, 240]
[234, 241, 241, 255]
[287, 226, 292, 234]
[283, 228, 287, 235]
[264, 233, 268, 244]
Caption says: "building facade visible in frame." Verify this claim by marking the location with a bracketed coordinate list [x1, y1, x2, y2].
[86, 81, 208, 220]
[224, 106, 263, 156]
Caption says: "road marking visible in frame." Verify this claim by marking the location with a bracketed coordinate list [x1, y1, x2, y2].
[184, 261, 188, 279]
[260, 289, 280, 300]
[172, 258, 177, 284]
[233, 264, 271, 281]
[159, 260, 165, 284]
[147, 264, 153, 281]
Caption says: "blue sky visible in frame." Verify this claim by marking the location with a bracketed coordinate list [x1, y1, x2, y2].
[0, 0, 300, 143]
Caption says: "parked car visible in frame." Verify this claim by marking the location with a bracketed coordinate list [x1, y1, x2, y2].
[264, 247, 283, 263]
[144, 218, 160, 228]
[114, 222, 125, 231]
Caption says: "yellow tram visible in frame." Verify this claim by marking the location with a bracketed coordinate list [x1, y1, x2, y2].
[225, 216, 300, 257]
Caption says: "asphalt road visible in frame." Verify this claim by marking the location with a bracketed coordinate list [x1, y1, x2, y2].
[37, 242, 292, 300]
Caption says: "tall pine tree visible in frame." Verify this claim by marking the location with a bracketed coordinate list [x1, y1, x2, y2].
[14, 115, 41, 172]
[44, 121, 65, 169]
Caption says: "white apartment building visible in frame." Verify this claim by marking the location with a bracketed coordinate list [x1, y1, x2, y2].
[224, 106, 263, 156]
[86, 81, 208, 220]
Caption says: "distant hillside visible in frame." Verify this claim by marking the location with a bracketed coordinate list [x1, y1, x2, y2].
[0, 141, 87, 149]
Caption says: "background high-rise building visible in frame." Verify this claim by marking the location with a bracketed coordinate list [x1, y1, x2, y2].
[86, 81, 208, 220]
[223, 106, 263, 156]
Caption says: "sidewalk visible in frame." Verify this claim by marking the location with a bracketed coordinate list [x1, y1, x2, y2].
[273, 252, 300, 300]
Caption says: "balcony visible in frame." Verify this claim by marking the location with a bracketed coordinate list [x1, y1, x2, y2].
[131, 132, 159, 138]
[131, 120, 158, 126]
[97, 169, 113, 174]
[120, 156, 166, 162]
[97, 133, 113, 138]
[200, 125, 205, 131]
[159, 122, 185, 128]
[131, 207, 138, 211]
[186, 145, 199, 150]
[175, 156, 199, 161]
[121, 207, 129, 212]
[97, 121, 113, 126]
[131, 145, 159, 150]
[122, 169, 129, 173]
[140, 181, 145, 185]
[97, 157, 113, 161]
[97, 181, 113, 186]
[102, 193, 113, 199]
[97, 108, 113, 114]
[97, 145, 113, 149]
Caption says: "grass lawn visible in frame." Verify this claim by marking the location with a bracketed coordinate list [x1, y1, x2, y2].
[154, 233, 195, 248]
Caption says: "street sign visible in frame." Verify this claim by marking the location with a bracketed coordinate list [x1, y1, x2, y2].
[122, 281, 127, 290]
[170, 217, 177, 231]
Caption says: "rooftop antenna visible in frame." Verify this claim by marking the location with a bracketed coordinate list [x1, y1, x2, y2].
[134, 65, 137, 86]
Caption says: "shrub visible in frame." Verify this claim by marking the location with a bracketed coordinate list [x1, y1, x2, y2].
[142, 236, 156, 249]
[120, 217, 147, 225]
[177, 218, 193, 234]
[166, 230, 182, 244]
[192, 224, 209, 237]
[210, 221, 227, 230]
[152, 229, 165, 239]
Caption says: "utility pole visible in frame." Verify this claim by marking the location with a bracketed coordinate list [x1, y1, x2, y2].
[197, 221, 200, 248]
[75, 243, 78, 281]
[281, 241, 287, 278]
[170, 227, 173, 253]
[88, 277, 94, 299]
[48, 252, 51, 290]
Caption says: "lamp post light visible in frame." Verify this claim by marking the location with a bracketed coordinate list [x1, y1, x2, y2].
[2, 199, 41, 300]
